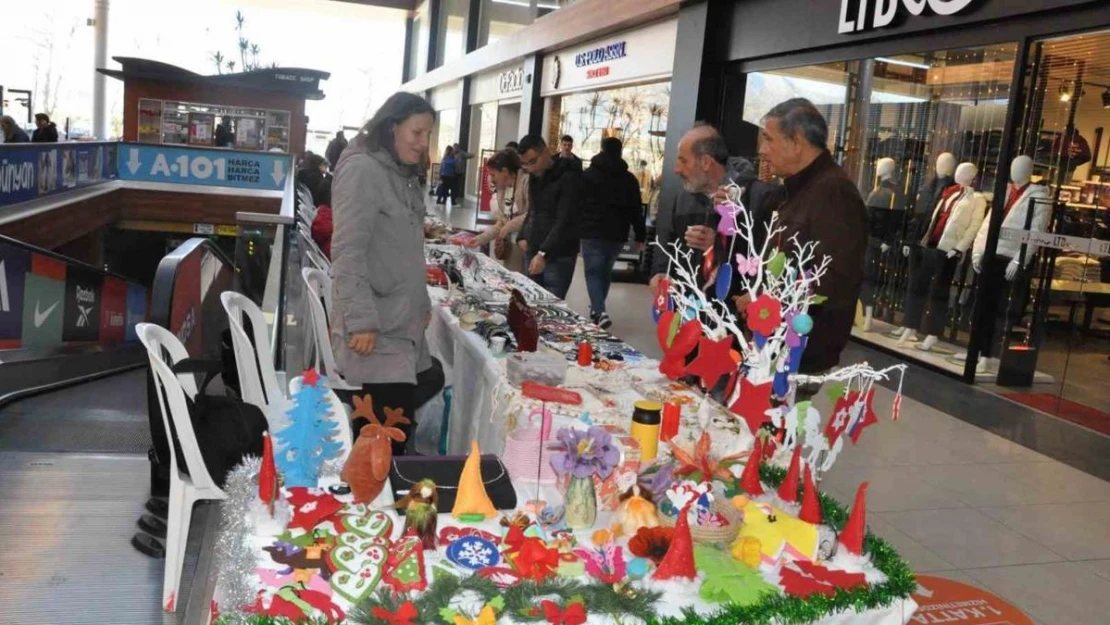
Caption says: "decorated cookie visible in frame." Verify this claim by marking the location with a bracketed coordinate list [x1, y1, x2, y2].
[383, 536, 427, 592]
[328, 545, 387, 604]
[341, 512, 394, 539]
[339, 533, 391, 552]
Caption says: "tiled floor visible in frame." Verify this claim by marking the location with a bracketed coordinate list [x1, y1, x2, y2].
[551, 255, 1110, 625]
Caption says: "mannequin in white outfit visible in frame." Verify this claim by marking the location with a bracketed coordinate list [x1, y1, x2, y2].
[893, 162, 987, 350]
[860, 157, 903, 331]
[953, 155, 1049, 371]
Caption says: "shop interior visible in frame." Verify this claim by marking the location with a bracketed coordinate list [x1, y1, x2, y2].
[729, 31, 1110, 430]
[466, 100, 521, 213]
[137, 98, 291, 152]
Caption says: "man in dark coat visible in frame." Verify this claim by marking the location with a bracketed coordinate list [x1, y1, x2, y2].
[758, 98, 867, 378]
[517, 134, 583, 300]
[325, 130, 348, 171]
[32, 114, 59, 142]
[579, 137, 646, 328]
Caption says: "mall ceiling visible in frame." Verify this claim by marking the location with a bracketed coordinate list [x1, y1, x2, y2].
[333, 0, 418, 11]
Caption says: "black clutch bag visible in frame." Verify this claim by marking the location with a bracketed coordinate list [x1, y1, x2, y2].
[388, 454, 517, 514]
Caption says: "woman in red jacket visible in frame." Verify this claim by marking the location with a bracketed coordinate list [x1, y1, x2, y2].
[310, 178, 333, 259]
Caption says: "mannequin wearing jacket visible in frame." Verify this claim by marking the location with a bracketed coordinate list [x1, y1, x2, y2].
[861, 157, 905, 331]
[894, 162, 987, 350]
[966, 155, 1049, 371]
[908, 153, 956, 240]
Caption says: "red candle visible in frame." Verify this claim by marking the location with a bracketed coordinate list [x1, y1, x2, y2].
[661, 402, 680, 441]
[577, 340, 593, 367]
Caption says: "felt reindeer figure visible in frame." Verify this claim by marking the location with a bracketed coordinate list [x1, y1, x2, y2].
[341, 394, 410, 504]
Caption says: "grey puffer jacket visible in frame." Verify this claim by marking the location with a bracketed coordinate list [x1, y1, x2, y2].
[329, 142, 432, 385]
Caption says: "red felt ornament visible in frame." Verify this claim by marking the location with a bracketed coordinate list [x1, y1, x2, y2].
[286, 487, 345, 532]
[302, 368, 320, 387]
[259, 432, 278, 516]
[778, 566, 836, 598]
[372, 601, 419, 625]
[776, 446, 802, 503]
[542, 600, 587, 625]
[728, 376, 774, 435]
[839, 481, 869, 555]
[745, 294, 783, 336]
[793, 560, 867, 590]
[656, 310, 678, 351]
[659, 354, 688, 381]
[738, 436, 765, 496]
[824, 391, 860, 446]
[653, 503, 697, 581]
[848, 389, 879, 444]
[685, 335, 737, 389]
[799, 465, 822, 524]
[668, 320, 703, 357]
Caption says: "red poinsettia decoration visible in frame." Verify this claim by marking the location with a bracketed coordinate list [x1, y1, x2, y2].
[372, 601, 419, 625]
[668, 431, 744, 483]
[627, 526, 674, 565]
[542, 600, 587, 625]
[503, 525, 560, 582]
[745, 294, 783, 336]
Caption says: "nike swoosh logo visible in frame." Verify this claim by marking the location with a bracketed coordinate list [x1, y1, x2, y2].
[34, 301, 59, 328]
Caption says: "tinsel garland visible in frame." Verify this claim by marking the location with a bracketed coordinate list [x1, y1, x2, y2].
[215, 457, 266, 625]
[213, 461, 916, 625]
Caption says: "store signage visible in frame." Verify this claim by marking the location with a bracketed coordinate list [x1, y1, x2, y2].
[575, 41, 627, 68]
[838, 0, 977, 34]
[0, 142, 118, 209]
[117, 144, 290, 192]
[1000, 227, 1110, 257]
[911, 575, 1034, 625]
[498, 68, 524, 95]
[587, 67, 611, 80]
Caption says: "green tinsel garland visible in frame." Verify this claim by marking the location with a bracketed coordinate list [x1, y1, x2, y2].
[217, 463, 916, 625]
[501, 578, 662, 623]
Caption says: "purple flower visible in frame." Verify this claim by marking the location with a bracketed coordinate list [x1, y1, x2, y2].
[548, 426, 621, 479]
[784, 311, 802, 348]
[638, 461, 676, 501]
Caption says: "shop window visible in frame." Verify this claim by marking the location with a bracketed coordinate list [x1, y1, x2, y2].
[478, 0, 535, 48]
[435, 0, 469, 69]
[411, 1, 431, 78]
[552, 81, 670, 219]
[467, 102, 499, 208]
[983, 30, 1110, 427]
[734, 43, 1021, 380]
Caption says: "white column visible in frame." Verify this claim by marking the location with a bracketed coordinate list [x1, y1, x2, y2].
[92, 0, 110, 139]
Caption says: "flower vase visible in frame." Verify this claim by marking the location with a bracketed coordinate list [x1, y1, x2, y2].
[565, 475, 598, 529]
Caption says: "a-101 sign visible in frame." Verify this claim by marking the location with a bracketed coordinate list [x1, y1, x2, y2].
[118, 144, 290, 191]
[839, 0, 976, 34]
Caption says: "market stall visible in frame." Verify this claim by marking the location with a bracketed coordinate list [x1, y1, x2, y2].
[208, 190, 918, 624]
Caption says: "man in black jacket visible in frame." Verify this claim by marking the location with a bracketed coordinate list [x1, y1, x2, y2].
[32, 114, 59, 142]
[325, 130, 348, 170]
[580, 137, 645, 328]
[517, 134, 582, 300]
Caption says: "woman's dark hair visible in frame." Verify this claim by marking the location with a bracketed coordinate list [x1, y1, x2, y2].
[358, 91, 436, 157]
[35, 113, 50, 123]
[600, 137, 623, 160]
[443, 145, 455, 159]
[301, 153, 326, 171]
[487, 149, 521, 174]
[315, 176, 332, 206]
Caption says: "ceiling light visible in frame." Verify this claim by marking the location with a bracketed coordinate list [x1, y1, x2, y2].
[1059, 81, 1072, 102]
[876, 57, 930, 70]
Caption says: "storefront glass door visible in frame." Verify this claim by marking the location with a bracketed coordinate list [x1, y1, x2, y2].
[980, 30, 1110, 433]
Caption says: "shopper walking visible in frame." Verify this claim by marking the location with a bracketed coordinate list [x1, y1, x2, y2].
[330, 91, 438, 454]
[325, 130, 348, 171]
[517, 134, 582, 299]
[758, 98, 867, 377]
[558, 135, 583, 171]
[580, 137, 645, 329]
[0, 116, 30, 143]
[32, 114, 59, 142]
[468, 149, 529, 273]
[436, 146, 457, 205]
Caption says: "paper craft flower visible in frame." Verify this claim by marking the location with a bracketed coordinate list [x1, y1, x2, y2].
[628, 526, 674, 565]
[548, 426, 620, 480]
[745, 294, 782, 336]
[638, 462, 676, 502]
[573, 543, 627, 585]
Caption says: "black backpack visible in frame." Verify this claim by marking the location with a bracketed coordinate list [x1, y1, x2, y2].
[167, 358, 268, 487]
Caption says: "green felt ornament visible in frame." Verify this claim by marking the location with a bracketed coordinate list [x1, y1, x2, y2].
[767, 251, 786, 278]
[694, 545, 778, 606]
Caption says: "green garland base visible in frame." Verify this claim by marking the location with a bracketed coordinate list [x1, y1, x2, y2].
[217, 463, 916, 625]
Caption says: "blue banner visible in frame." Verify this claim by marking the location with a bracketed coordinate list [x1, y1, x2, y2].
[117, 144, 291, 191]
[0, 142, 118, 208]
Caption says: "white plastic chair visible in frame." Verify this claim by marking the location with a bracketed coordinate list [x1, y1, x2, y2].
[301, 267, 359, 391]
[220, 292, 287, 416]
[137, 323, 227, 613]
[288, 373, 353, 462]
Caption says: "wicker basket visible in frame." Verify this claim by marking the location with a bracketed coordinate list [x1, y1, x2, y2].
[658, 498, 742, 545]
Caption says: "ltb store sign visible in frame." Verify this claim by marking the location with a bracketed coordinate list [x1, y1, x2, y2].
[839, 0, 976, 33]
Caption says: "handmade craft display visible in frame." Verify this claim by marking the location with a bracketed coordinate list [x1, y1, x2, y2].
[207, 233, 920, 625]
[275, 371, 345, 488]
[342, 395, 410, 504]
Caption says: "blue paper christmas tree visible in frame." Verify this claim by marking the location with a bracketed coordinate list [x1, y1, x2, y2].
[275, 371, 343, 487]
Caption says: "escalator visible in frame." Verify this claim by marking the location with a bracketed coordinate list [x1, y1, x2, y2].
[0, 235, 237, 624]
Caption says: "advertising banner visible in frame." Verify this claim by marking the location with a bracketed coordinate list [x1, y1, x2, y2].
[126, 283, 148, 342]
[117, 143, 291, 191]
[21, 254, 66, 347]
[0, 241, 31, 345]
[170, 251, 203, 357]
[62, 265, 104, 343]
[99, 277, 128, 344]
[0, 143, 118, 208]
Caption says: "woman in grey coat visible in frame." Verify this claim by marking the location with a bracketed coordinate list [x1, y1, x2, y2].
[330, 92, 436, 454]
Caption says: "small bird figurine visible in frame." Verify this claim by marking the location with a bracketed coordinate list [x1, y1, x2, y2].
[395, 479, 438, 551]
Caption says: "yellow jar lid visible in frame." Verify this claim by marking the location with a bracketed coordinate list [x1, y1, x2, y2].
[634, 400, 663, 412]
